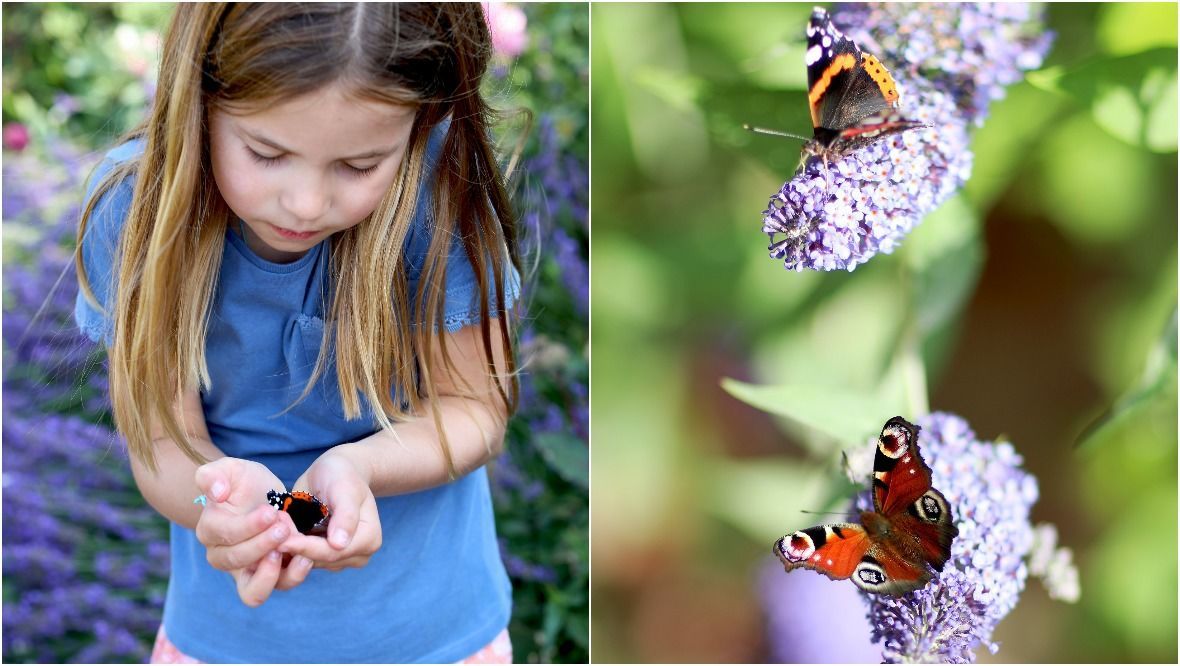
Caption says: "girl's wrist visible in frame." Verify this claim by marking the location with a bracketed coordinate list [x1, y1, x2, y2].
[324, 442, 375, 489]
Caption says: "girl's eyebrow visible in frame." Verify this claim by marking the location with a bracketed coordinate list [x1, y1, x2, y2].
[242, 129, 398, 160]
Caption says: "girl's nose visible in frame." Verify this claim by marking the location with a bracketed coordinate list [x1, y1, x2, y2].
[281, 176, 330, 223]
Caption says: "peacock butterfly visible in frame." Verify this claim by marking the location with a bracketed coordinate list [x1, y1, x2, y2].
[773, 416, 958, 595]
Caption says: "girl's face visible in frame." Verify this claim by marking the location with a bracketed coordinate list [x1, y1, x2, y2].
[209, 82, 416, 263]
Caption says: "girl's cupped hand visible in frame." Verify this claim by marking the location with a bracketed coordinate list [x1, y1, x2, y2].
[193, 458, 312, 606]
[284, 447, 382, 572]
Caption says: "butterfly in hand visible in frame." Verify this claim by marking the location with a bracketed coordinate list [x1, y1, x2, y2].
[773, 416, 958, 596]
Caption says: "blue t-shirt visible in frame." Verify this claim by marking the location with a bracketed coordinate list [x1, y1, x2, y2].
[74, 127, 516, 663]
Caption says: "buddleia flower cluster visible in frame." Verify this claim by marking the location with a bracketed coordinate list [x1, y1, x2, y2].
[848, 412, 1079, 663]
[761, 3, 1052, 272]
[764, 73, 971, 272]
[834, 2, 1055, 123]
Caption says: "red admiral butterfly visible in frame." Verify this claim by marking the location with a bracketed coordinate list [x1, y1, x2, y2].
[267, 489, 330, 535]
[773, 417, 958, 596]
[802, 7, 925, 163]
[747, 7, 926, 166]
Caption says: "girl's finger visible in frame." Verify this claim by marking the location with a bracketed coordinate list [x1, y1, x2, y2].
[196, 502, 277, 549]
[207, 513, 293, 572]
[323, 500, 359, 550]
[317, 554, 372, 571]
[194, 460, 237, 502]
[235, 550, 282, 608]
[275, 554, 315, 591]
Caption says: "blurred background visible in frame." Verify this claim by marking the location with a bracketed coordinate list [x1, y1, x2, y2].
[2, 3, 587, 663]
[591, 2, 1176, 663]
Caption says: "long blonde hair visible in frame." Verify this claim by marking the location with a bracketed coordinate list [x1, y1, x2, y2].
[76, 3, 519, 474]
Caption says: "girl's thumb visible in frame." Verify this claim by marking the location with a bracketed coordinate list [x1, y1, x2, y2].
[195, 462, 230, 502]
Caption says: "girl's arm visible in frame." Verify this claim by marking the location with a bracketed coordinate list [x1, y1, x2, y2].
[328, 321, 513, 497]
[130, 385, 224, 530]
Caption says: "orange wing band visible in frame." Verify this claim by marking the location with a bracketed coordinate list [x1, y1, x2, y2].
[807, 53, 857, 127]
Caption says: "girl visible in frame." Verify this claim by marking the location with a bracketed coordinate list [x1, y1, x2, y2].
[74, 4, 521, 663]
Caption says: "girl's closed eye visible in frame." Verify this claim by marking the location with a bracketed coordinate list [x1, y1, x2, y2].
[246, 146, 282, 166]
[245, 146, 380, 177]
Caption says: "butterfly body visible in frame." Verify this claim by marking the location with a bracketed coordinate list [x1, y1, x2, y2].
[802, 7, 925, 164]
[774, 416, 958, 596]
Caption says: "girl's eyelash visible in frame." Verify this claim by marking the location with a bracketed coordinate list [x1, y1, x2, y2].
[346, 164, 379, 178]
[246, 147, 378, 177]
[247, 148, 282, 166]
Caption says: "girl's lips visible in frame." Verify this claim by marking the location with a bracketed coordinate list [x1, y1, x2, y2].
[270, 223, 318, 240]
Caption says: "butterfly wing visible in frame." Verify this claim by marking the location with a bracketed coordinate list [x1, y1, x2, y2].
[894, 487, 958, 573]
[774, 523, 870, 581]
[805, 8, 898, 137]
[872, 416, 935, 515]
[872, 417, 959, 578]
[774, 522, 933, 595]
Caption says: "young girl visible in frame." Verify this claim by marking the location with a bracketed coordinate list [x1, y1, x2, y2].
[74, 4, 521, 663]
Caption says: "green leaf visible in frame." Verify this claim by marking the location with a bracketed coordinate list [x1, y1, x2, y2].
[1077, 308, 1178, 449]
[1029, 48, 1178, 153]
[903, 195, 984, 339]
[701, 457, 837, 544]
[1097, 2, 1178, 56]
[720, 378, 895, 445]
[534, 432, 589, 490]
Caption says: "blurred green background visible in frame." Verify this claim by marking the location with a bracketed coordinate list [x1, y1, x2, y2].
[591, 2, 1176, 663]
[4, 2, 588, 662]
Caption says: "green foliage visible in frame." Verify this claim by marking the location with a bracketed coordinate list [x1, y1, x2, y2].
[591, 3, 1176, 662]
[2, 3, 172, 146]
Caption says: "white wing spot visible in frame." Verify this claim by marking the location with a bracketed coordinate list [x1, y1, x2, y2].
[813, 554, 821, 561]
[805, 44, 822, 66]
[902, 455, 911, 463]
[822, 35, 832, 48]
[827, 559, 833, 565]
[909, 469, 916, 474]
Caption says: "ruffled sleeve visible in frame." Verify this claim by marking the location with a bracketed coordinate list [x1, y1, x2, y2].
[403, 123, 521, 334]
[74, 140, 144, 347]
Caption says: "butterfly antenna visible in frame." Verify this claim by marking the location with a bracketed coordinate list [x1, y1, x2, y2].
[742, 123, 810, 142]
[799, 510, 853, 517]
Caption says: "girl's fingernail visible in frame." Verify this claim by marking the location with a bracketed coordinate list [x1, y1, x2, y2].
[268, 550, 281, 562]
[211, 481, 227, 499]
[271, 526, 289, 541]
[331, 529, 351, 548]
[296, 556, 313, 570]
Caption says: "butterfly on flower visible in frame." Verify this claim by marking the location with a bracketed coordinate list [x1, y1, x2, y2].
[773, 416, 958, 596]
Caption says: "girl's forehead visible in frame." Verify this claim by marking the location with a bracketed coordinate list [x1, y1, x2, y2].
[214, 84, 416, 155]
[219, 83, 415, 124]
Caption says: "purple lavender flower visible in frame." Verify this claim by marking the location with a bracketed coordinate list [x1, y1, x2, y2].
[3, 136, 168, 663]
[857, 412, 1044, 663]
[760, 3, 1051, 272]
[763, 74, 972, 272]
[833, 2, 1053, 124]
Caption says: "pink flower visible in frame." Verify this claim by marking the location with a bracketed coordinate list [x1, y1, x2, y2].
[483, 2, 528, 58]
[3, 122, 29, 152]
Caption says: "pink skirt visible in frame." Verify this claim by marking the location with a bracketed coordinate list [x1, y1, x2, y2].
[150, 624, 513, 664]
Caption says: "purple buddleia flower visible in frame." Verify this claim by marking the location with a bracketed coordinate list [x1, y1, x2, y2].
[856, 412, 1044, 663]
[759, 412, 1077, 662]
[763, 74, 971, 272]
[758, 558, 880, 662]
[760, 3, 1050, 272]
[1027, 523, 1081, 603]
[832, 2, 1054, 124]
